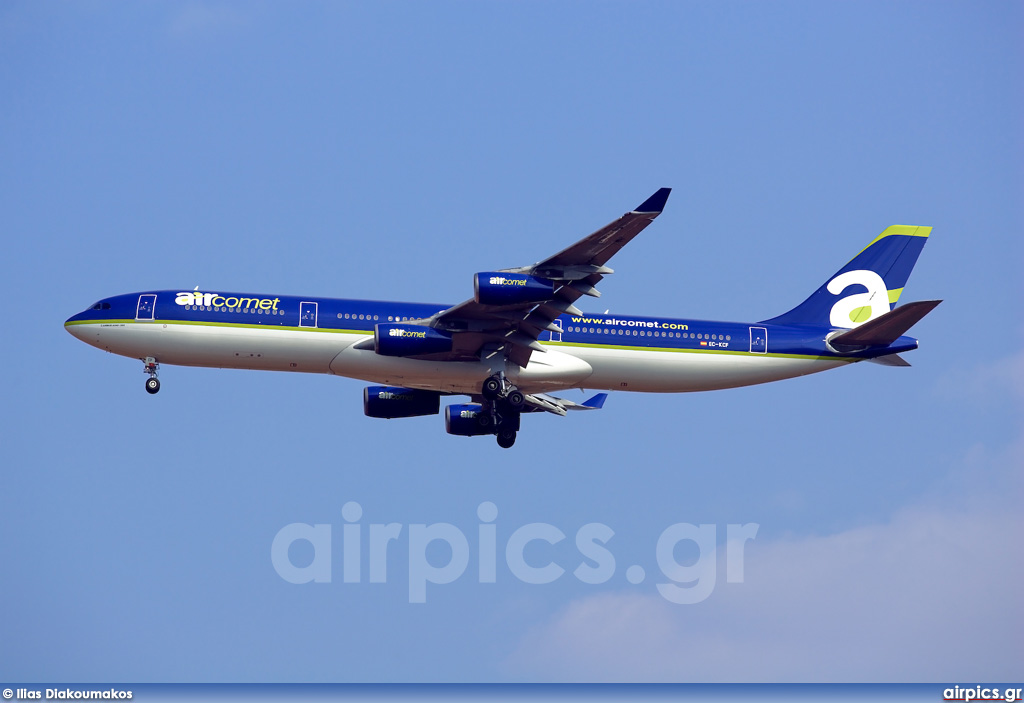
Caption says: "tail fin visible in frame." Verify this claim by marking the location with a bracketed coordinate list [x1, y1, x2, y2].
[762, 225, 932, 328]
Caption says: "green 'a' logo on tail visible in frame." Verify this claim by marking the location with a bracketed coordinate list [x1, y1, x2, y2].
[763, 225, 931, 329]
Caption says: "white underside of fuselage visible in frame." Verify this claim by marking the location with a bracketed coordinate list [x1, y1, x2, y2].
[67, 321, 851, 395]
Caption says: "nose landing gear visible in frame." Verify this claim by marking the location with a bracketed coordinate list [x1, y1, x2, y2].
[143, 357, 160, 394]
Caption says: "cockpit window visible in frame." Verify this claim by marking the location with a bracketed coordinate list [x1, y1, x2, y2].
[92, 302, 102, 310]
[102, 302, 111, 309]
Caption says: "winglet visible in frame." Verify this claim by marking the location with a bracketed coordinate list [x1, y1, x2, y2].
[634, 188, 671, 214]
[582, 392, 608, 409]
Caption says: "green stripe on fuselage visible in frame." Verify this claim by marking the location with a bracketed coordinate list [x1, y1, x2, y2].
[542, 340, 856, 362]
[65, 319, 858, 362]
[64, 318, 367, 334]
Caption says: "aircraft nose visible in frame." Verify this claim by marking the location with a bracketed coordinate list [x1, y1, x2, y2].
[65, 313, 88, 340]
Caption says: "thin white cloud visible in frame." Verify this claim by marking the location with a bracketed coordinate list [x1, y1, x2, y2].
[508, 501, 1022, 681]
[506, 356, 1024, 681]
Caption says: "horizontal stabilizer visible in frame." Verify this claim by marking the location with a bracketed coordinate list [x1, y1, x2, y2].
[868, 354, 911, 367]
[525, 392, 609, 416]
[830, 300, 941, 348]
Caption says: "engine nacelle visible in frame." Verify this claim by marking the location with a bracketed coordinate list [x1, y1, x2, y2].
[364, 386, 441, 419]
[445, 403, 520, 436]
[474, 272, 554, 306]
[445, 403, 491, 436]
[375, 323, 453, 357]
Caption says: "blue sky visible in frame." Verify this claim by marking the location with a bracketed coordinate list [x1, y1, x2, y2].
[1, 0, 1021, 683]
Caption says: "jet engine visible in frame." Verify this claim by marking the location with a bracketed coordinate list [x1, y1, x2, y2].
[473, 272, 555, 306]
[445, 403, 521, 436]
[363, 386, 441, 419]
[374, 323, 453, 357]
[444, 403, 492, 436]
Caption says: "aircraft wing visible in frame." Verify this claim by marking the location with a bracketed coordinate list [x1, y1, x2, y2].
[423, 188, 671, 367]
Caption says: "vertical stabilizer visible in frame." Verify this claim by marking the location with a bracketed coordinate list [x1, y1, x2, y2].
[763, 225, 931, 329]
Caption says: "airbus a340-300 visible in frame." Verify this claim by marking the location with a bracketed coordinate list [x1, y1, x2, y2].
[66, 189, 939, 448]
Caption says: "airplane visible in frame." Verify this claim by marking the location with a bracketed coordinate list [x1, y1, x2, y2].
[65, 188, 940, 448]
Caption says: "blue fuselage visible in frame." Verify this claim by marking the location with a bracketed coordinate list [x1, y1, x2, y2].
[65, 290, 918, 396]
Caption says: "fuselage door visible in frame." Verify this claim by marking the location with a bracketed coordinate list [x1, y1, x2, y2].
[136, 294, 157, 320]
[300, 301, 318, 328]
[549, 319, 563, 342]
[749, 326, 767, 354]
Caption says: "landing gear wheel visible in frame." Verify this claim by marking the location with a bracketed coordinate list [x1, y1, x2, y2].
[482, 376, 502, 400]
[506, 390, 525, 409]
[142, 357, 160, 395]
[476, 411, 493, 429]
[496, 429, 516, 449]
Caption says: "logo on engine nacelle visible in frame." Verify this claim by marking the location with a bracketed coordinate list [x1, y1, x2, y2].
[489, 276, 527, 286]
[388, 328, 427, 339]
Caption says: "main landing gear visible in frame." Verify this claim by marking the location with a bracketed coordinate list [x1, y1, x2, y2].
[480, 374, 523, 449]
[496, 428, 516, 449]
[143, 357, 160, 394]
[481, 374, 525, 409]
[476, 407, 519, 449]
